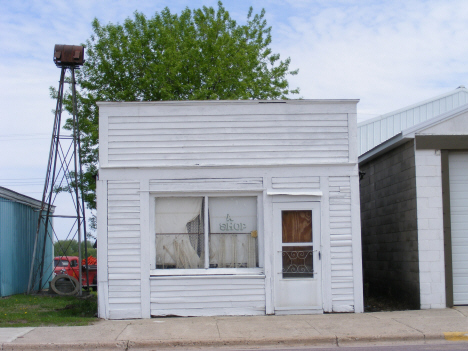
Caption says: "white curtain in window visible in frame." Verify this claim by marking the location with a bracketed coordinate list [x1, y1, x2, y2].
[155, 197, 203, 269]
[155, 197, 203, 233]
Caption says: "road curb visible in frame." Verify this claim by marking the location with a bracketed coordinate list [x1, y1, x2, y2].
[1, 341, 128, 350]
[337, 333, 438, 345]
[1, 332, 448, 350]
[128, 335, 337, 349]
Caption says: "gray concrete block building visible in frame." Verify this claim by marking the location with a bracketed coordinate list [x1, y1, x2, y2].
[358, 87, 468, 309]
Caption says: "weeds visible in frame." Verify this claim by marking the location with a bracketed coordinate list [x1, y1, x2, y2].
[0, 293, 98, 327]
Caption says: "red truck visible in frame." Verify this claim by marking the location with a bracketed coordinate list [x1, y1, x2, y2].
[53, 256, 97, 291]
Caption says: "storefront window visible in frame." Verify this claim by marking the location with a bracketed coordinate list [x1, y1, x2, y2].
[155, 196, 258, 270]
[155, 197, 205, 269]
[209, 197, 258, 268]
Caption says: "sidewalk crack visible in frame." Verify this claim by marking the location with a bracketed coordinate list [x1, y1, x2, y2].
[392, 318, 424, 334]
[215, 319, 221, 339]
[304, 320, 321, 334]
[116, 323, 131, 342]
[453, 308, 466, 317]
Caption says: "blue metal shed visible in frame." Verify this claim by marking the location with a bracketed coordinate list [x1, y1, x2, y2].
[0, 187, 54, 296]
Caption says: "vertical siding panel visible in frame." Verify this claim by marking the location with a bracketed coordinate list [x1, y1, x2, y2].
[357, 89, 468, 156]
[0, 194, 53, 297]
[107, 181, 142, 319]
[374, 120, 381, 146]
[329, 176, 354, 312]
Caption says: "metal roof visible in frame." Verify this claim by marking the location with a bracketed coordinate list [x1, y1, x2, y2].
[0, 186, 55, 212]
[359, 101, 468, 165]
[358, 86, 468, 155]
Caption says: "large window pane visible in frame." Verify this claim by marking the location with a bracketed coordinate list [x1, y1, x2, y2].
[209, 197, 258, 268]
[155, 197, 204, 269]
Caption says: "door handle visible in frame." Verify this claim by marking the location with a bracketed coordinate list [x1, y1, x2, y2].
[318, 251, 321, 260]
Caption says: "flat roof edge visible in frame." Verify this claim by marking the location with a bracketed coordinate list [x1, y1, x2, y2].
[97, 99, 360, 106]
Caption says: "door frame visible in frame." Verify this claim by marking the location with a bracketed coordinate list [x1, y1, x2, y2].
[272, 198, 323, 314]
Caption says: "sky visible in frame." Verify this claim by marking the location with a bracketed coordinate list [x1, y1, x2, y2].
[1, 0, 468, 239]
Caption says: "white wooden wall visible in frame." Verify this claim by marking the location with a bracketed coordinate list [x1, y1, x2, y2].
[97, 100, 363, 318]
[329, 176, 356, 312]
[107, 181, 142, 319]
[150, 276, 266, 316]
[99, 100, 357, 168]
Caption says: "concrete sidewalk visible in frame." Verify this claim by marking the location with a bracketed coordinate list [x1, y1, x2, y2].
[2, 307, 468, 350]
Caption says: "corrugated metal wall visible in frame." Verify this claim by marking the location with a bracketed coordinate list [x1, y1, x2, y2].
[358, 89, 468, 155]
[0, 197, 53, 296]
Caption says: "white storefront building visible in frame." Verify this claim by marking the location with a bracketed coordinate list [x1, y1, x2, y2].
[96, 99, 363, 319]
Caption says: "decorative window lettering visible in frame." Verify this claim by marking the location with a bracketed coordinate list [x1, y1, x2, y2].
[219, 214, 247, 232]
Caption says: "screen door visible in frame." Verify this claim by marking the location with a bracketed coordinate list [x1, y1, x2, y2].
[273, 201, 322, 314]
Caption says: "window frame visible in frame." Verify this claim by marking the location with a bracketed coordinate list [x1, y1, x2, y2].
[149, 192, 264, 276]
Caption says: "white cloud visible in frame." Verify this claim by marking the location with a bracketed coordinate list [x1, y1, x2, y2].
[274, 1, 468, 120]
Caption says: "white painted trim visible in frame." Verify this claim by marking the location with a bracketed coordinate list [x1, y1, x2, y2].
[348, 112, 358, 163]
[99, 164, 359, 179]
[272, 200, 322, 313]
[98, 99, 360, 107]
[149, 195, 156, 270]
[275, 309, 323, 315]
[350, 174, 364, 313]
[257, 193, 265, 270]
[101, 160, 354, 170]
[139, 180, 151, 318]
[274, 306, 323, 310]
[96, 180, 109, 319]
[149, 269, 264, 276]
[267, 190, 323, 196]
[150, 274, 266, 280]
[150, 192, 264, 275]
[263, 178, 274, 315]
[204, 196, 209, 269]
[403, 102, 468, 137]
[320, 176, 332, 312]
[99, 108, 109, 167]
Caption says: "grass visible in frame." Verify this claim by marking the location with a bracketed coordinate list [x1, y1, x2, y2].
[0, 293, 98, 327]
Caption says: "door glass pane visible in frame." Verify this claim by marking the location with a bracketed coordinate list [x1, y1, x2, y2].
[209, 197, 258, 268]
[282, 210, 312, 243]
[155, 197, 204, 269]
[282, 246, 314, 278]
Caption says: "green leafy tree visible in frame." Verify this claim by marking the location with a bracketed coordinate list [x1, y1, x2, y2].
[61, 1, 299, 209]
[54, 240, 97, 259]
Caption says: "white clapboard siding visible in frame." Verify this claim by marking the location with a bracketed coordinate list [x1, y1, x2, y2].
[107, 181, 142, 319]
[358, 88, 468, 155]
[149, 178, 263, 192]
[271, 176, 320, 190]
[150, 276, 266, 316]
[329, 176, 354, 312]
[105, 107, 350, 167]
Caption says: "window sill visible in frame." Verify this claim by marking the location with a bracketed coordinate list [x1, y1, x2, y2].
[150, 268, 264, 277]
